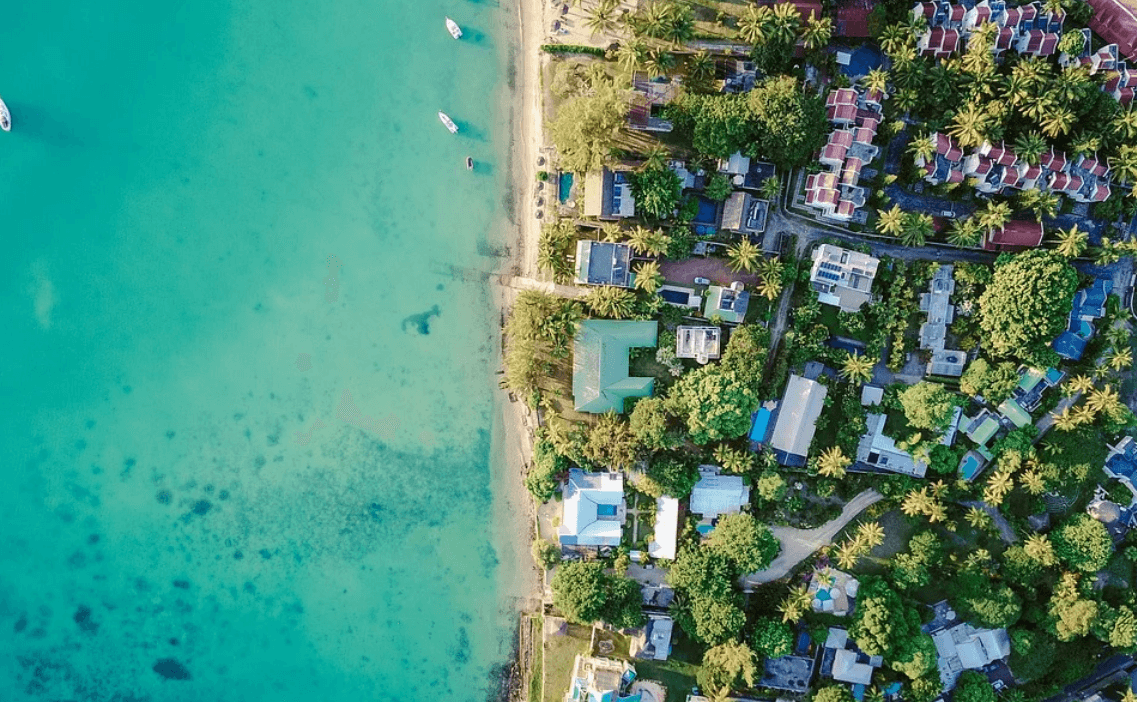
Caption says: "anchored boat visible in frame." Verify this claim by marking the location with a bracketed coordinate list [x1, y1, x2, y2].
[466, 156, 474, 170]
[0, 96, 10, 132]
[446, 17, 463, 39]
[438, 111, 458, 134]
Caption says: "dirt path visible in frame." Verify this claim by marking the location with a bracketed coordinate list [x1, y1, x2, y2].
[742, 489, 883, 588]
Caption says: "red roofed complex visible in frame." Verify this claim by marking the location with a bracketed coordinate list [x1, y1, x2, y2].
[1087, 0, 1137, 61]
[835, 0, 873, 36]
[984, 220, 1044, 251]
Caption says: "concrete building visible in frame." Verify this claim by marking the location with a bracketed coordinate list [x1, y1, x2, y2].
[690, 467, 750, 518]
[924, 601, 1011, 690]
[559, 469, 626, 548]
[648, 496, 679, 560]
[675, 326, 721, 364]
[575, 240, 635, 287]
[583, 168, 636, 220]
[821, 627, 882, 687]
[920, 264, 966, 377]
[854, 413, 928, 477]
[770, 374, 828, 467]
[572, 320, 658, 414]
[810, 244, 879, 312]
[631, 615, 675, 661]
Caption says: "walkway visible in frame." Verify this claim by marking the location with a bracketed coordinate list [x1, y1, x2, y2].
[500, 275, 587, 298]
[960, 500, 1018, 544]
[742, 489, 883, 588]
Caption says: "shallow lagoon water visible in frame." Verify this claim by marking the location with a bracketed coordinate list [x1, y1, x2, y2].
[0, 0, 523, 699]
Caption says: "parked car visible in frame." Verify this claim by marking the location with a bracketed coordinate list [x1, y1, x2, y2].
[939, 209, 954, 217]
[694, 277, 711, 285]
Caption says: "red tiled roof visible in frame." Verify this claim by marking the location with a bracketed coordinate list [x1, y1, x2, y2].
[830, 130, 855, 147]
[1118, 87, 1135, 104]
[1021, 4, 1038, 21]
[857, 116, 881, 133]
[1078, 155, 1109, 176]
[946, 169, 965, 184]
[1067, 175, 1085, 191]
[995, 27, 1015, 50]
[999, 166, 1021, 186]
[827, 88, 859, 106]
[973, 5, 992, 22]
[950, 5, 966, 21]
[1050, 172, 1071, 189]
[1094, 183, 1112, 201]
[985, 220, 1044, 250]
[971, 157, 994, 175]
[864, 88, 885, 105]
[836, 200, 857, 217]
[1088, 0, 1137, 61]
[1041, 149, 1068, 171]
[822, 143, 849, 163]
[828, 104, 859, 123]
[835, 0, 873, 37]
[854, 127, 876, 145]
[1039, 33, 1060, 56]
[916, 1, 938, 19]
[1004, 8, 1022, 26]
[842, 157, 864, 184]
[924, 161, 938, 176]
[1021, 164, 1042, 180]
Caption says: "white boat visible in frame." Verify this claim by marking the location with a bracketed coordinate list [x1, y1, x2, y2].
[0, 96, 10, 132]
[466, 156, 474, 170]
[438, 111, 458, 134]
[446, 17, 463, 39]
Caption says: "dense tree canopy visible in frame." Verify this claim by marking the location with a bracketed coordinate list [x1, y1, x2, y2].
[978, 251, 1077, 366]
[954, 671, 997, 702]
[1052, 514, 1113, 573]
[1009, 627, 1058, 682]
[752, 617, 794, 658]
[698, 641, 758, 700]
[581, 411, 639, 471]
[641, 452, 699, 499]
[813, 685, 855, 702]
[630, 165, 682, 220]
[899, 382, 960, 432]
[959, 358, 1021, 404]
[707, 513, 780, 574]
[629, 396, 679, 451]
[551, 561, 645, 628]
[549, 84, 629, 173]
[849, 578, 934, 678]
[670, 366, 760, 444]
[525, 436, 568, 502]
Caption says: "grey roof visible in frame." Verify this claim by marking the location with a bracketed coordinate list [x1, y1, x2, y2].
[721, 192, 769, 233]
[558, 469, 625, 547]
[572, 320, 658, 414]
[770, 375, 828, 462]
[675, 326, 721, 362]
[575, 240, 634, 287]
[854, 413, 927, 478]
[928, 349, 966, 377]
[690, 469, 750, 517]
[760, 655, 816, 692]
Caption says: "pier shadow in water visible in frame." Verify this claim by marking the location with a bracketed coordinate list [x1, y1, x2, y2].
[455, 122, 488, 143]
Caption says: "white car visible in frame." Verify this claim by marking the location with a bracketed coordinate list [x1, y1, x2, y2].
[694, 277, 711, 285]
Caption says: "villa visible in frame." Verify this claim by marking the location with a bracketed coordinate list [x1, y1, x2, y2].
[804, 86, 884, 224]
[983, 220, 1044, 252]
[1085, 0, 1137, 62]
[630, 615, 674, 661]
[820, 627, 882, 689]
[648, 496, 679, 561]
[564, 655, 638, 702]
[575, 240, 635, 288]
[770, 374, 828, 467]
[572, 320, 658, 413]
[913, 0, 1065, 60]
[810, 244, 880, 312]
[629, 73, 680, 133]
[583, 167, 636, 220]
[703, 283, 750, 324]
[720, 191, 769, 236]
[854, 413, 928, 477]
[1053, 277, 1112, 360]
[675, 326, 721, 364]
[690, 467, 750, 519]
[1105, 436, 1137, 500]
[920, 264, 966, 376]
[924, 601, 1012, 690]
[559, 469, 626, 549]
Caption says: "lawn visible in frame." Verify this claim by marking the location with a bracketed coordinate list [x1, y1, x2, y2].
[543, 623, 593, 702]
[529, 616, 544, 702]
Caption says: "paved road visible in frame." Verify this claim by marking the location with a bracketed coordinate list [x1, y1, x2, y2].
[742, 489, 883, 588]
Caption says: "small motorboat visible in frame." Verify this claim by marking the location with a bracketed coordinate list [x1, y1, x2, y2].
[446, 17, 463, 39]
[0, 96, 10, 132]
[466, 157, 474, 170]
[438, 111, 458, 134]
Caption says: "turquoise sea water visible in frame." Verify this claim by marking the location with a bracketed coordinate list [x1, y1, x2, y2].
[0, 0, 525, 699]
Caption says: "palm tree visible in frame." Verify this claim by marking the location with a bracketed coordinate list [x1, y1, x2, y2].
[629, 226, 667, 256]
[600, 222, 623, 242]
[856, 521, 886, 549]
[948, 102, 990, 147]
[926, 501, 948, 524]
[1096, 238, 1123, 265]
[984, 469, 1014, 505]
[876, 205, 905, 237]
[1073, 403, 1098, 426]
[965, 507, 992, 530]
[1019, 189, 1060, 222]
[737, 4, 772, 45]
[816, 446, 849, 478]
[616, 40, 648, 75]
[1013, 131, 1048, 165]
[758, 257, 784, 295]
[893, 88, 920, 113]
[902, 488, 932, 517]
[1113, 107, 1137, 142]
[1067, 374, 1095, 396]
[760, 175, 781, 201]
[685, 50, 715, 85]
[779, 585, 811, 623]
[801, 16, 833, 51]
[641, 146, 669, 172]
[835, 540, 861, 569]
[900, 212, 934, 247]
[1020, 469, 1046, 495]
[757, 277, 782, 301]
[840, 352, 874, 385]
[634, 261, 663, 293]
[1107, 347, 1133, 372]
[714, 444, 752, 474]
[1087, 385, 1122, 416]
[585, 286, 636, 319]
[727, 239, 761, 273]
[643, 49, 675, 79]
[947, 217, 982, 247]
[586, 0, 619, 38]
[1040, 107, 1075, 138]
[1054, 224, 1088, 258]
[1110, 144, 1137, 184]
[977, 200, 1012, 232]
[1070, 132, 1102, 159]
[879, 24, 910, 55]
[863, 68, 889, 94]
[1024, 533, 1057, 566]
[1051, 407, 1079, 432]
[660, 1, 695, 47]
[1107, 326, 1131, 349]
[1121, 688, 1137, 702]
[768, 2, 801, 45]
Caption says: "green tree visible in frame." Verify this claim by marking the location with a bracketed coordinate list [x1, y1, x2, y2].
[1054, 224, 1089, 258]
[1053, 514, 1114, 572]
[948, 216, 983, 247]
[549, 84, 629, 173]
[669, 92, 756, 158]
[629, 396, 678, 451]
[876, 205, 905, 237]
[708, 513, 780, 573]
[634, 260, 664, 293]
[748, 75, 828, 166]
[688, 590, 747, 645]
[813, 686, 855, 702]
[585, 285, 637, 319]
[816, 445, 850, 478]
[752, 617, 794, 658]
[840, 352, 875, 384]
[671, 366, 760, 444]
[977, 200, 1012, 232]
[525, 436, 568, 501]
[959, 358, 1020, 404]
[704, 172, 733, 201]
[891, 531, 941, 591]
[1009, 627, 1057, 682]
[737, 4, 772, 45]
[900, 212, 934, 247]
[954, 671, 996, 702]
[801, 15, 833, 50]
[899, 381, 959, 432]
[551, 561, 608, 623]
[760, 175, 781, 200]
[728, 238, 762, 272]
[754, 470, 787, 503]
[604, 575, 647, 628]
[532, 538, 561, 569]
[582, 411, 639, 470]
[631, 165, 682, 220]
[642, 453, 699, 498]
[698, 641, 758, 700]
[978, 250, 1077, 365]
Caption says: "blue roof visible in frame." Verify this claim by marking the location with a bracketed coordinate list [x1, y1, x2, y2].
[1107, 443, 1137, 481]
[1053, 330, 1087, 360]
[750, 408, 772, 442]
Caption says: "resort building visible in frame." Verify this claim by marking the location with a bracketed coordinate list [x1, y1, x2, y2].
[854, 413, 928, 477]
[630, 615, 674, 661]
[918, 134, 1114, 204]
[575, 240, 635, 288]
[983, 220, 1045, 252]
[675, 326, 721, 364]
[810, 244, 880, 312]
[572, 320, 658, 413]
[629, 73, 680, 133]
[720, 191, 769, 236]
[1053, 277, 1112, 360]
[703, 283, 750, 324]
[690, 467, 750, 519]
[1087, 484, 1137, 541]
[913, 0, 1065, 60]
[1085, 0, 1137, 62]
[648, 496, 679, 561]
[924, 601, 1012, 690]
[770, 374, 828, 467]
[1059, 28, 1137, 106]
[803, 86, 884, 225]
[564, 655, 638, 702]
[808, 568, 861, 616]
[1105, 436, 1137, 500]
[583, 167, 636, 220]
[559, 469, 626, 548]
[920, 264, 966, 377]
[820, 627, 883, 688]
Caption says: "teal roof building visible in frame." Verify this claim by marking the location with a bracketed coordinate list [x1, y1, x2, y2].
[572, 320, 658, 413]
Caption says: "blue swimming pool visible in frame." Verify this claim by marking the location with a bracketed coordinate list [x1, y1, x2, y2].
[692, 195, 718, 225]
[559, 172, 574, 203]
[960, 454, 982, 481]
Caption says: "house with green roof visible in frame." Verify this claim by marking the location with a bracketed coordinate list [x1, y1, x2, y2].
[572, 320, 658, 414]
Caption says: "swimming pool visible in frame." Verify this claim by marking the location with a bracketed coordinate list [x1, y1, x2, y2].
[559, 172, 574, 203]
[960, 454, 982, 481]
[692, 195, 718, 225]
